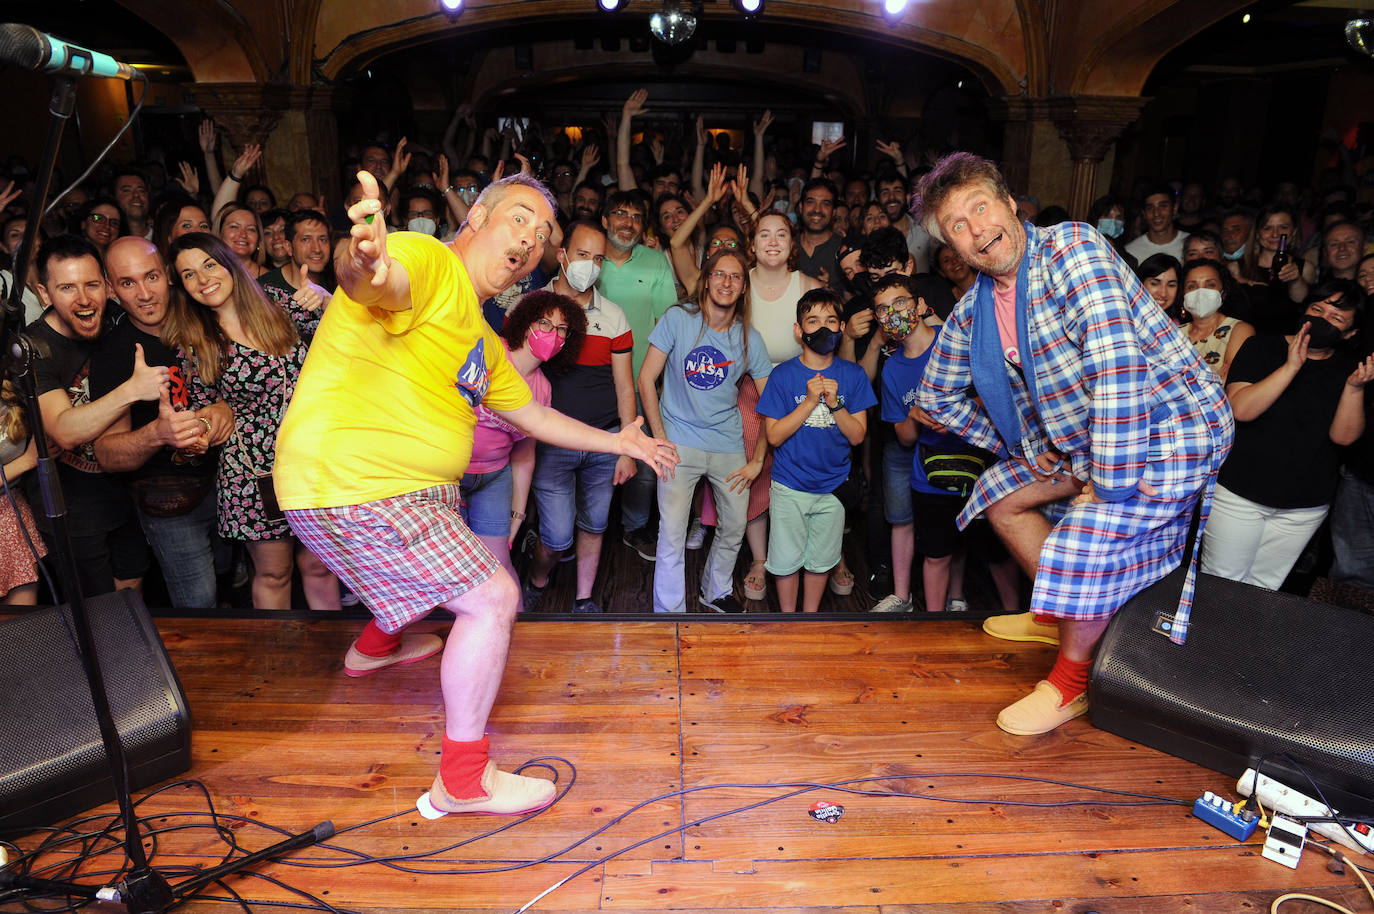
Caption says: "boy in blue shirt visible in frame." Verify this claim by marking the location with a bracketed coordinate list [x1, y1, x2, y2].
[756, 289, 877, 612]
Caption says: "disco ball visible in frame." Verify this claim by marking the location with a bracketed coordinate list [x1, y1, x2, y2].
[1347, 19, 1374, 57]
[650, 1, 697, 45]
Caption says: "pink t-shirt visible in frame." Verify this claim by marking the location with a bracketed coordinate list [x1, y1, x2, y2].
[992, 280, 1020, 367]
[467, 342, 552, 475]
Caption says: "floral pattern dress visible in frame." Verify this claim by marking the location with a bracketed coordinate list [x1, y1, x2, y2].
[192, 296, 320, 541]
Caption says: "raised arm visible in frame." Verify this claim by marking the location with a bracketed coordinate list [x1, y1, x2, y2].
[1227, 325, 1308, 422]
[211, 143, 260, 221]
[618, 88, 649, 192]
[334, 171, 411, 311]
[691, 115, 708, 202]
[1330, 355, 1374, 446]
[40, 344, 168, 452]
[750, 110, 772, 201]
[670, 162, 728, 292]
[198, 120, 223, 197]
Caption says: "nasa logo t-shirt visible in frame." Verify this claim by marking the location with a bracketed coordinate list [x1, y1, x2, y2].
[648, 305, 773, 454]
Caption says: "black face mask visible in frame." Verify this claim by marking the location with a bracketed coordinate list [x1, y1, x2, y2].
[847, 271, 874, 298]
[801, 326, 842, 356]
[1305, 315, 1350, 350]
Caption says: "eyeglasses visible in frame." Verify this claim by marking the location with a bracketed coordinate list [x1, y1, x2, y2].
[874, 296, 914, 315]
[709, 270, 744, 284]
[553, 170, 574, 178]
[709, 238, 740, 249]
[609, 209, 645, 223]
[535, 317, 570, 338]
[88, 213, 121, 228]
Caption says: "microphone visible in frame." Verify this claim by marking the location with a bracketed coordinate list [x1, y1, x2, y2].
[0, 23, 137, 80]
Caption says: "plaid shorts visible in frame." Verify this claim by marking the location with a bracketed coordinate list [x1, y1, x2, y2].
[286, 484, 497, 633]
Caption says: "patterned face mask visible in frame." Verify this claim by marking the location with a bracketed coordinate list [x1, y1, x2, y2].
[874, 296, 919, 341]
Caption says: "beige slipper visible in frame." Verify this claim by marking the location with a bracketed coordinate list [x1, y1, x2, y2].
[996, 680, 1089, 735]
[344, 632, 443, 677]
[981, 611, 1061, 646]
[421, 760, 556, 816]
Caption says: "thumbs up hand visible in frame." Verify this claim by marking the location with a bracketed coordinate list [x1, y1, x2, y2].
[128, 344, 172, 402]
[156, 385, 205, 450]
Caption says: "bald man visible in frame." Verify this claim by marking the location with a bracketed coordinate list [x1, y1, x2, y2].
[91, 236, 235, 608]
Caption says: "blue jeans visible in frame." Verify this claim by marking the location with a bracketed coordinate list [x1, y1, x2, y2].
[533, 441, 618, 552]
[1330, 468, 1374, 589]
[136, 490, 218, 608]
[620, 400, 655, 533]
[459, 463, 514, 538]
[654, 445, 748, 613]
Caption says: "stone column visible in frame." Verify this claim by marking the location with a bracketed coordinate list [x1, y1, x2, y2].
[1047, 96, 1148, 221]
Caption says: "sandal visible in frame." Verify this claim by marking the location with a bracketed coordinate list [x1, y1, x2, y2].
[828, 563, 854, 596]
[742, 560, 767, 601]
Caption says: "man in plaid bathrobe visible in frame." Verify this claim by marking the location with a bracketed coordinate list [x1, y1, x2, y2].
[913, 153, 1234, 735]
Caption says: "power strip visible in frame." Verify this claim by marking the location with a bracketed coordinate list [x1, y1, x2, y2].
[1236, 768, 1374, 856]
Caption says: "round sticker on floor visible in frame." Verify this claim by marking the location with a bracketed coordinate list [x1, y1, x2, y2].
[808, 801, 844, 824]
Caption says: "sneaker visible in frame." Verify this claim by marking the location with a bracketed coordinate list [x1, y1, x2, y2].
[685, 516, 707, 550]
[996, 680, 1089, 735]
[699, 592, 746, 613]
[623, 526, 657, 561]
[982, 611, 1060, 645]
[573, 597, 604, 613]
[945, 597, 969, 613]
[867, 563, 893, 602]
[521, 577, 547, 613]
[870, 594, 913, 613]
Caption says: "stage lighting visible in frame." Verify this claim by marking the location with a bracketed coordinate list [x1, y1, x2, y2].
[599, 0, 625, 10]
[734, 0, 763, 15]
[1348, 19, 1374, 57]
[440, 0, 462, 12]
[883, 0, 909, 18]
[650, 0, 697, 44]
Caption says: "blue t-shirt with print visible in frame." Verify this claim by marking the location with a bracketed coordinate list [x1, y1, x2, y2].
[649, 305, 773, 454]
[879, 330, 970, 495]
[755, 354, 877, 494]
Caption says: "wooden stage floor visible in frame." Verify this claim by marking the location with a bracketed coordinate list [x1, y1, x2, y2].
[4, 613, 1365, 914]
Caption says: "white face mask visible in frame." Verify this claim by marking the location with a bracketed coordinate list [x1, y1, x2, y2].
[1182, 287, 1223, 318]
[407, 216, 438, 236]
[456, 187, 479, 205]
[564, 257, 601, 293]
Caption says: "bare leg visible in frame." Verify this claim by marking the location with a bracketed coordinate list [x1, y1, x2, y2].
[575, 530, 601, 601]
[801, 569, 828, 612]
[745, 514, 767, 564]
[2, 582, 38, 605]
[296, 544, 341, 611]
[438, 569, 519, 740]
[776, 570, 799, 613]
[476, 533, 517, 585]
[988, 558, 1022, 613]
[890, 522, 914, 599]
[948, 549, 967, 600]
[922, 555, 952, 613]
[527, 540, 559, 589]
[246, 539, 294, 609]
[1059, 618, 1111, 663]
[984, 477, 1083, 579]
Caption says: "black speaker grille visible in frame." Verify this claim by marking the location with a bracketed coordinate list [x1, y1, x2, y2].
[1093, 571, 1374, 815]
[0, 591, 191, 836]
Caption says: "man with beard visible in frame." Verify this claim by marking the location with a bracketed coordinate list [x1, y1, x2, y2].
[877, 173, 931, 273]
[113, 168, 152, 241]
[914, 153, 1233, 736]
[275, 172, 677, 816]
[1126, 184, 1189, 263]
[596, 189, 678, 561]
[571, 181, 603, 222]
[796, 178, 844, 294]
[92, 236, 235, 608]
[26, 234, 167, 598]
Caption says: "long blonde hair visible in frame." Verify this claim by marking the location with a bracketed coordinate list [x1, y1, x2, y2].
[2, 379, 26, 444]
[163, 232, 297, 385]
[678, 249, 754, 375]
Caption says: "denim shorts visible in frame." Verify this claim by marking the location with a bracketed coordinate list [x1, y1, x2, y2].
[882, 440, 915, 525]
[532, 440, 619, 552]
[459, 462, 514, 538]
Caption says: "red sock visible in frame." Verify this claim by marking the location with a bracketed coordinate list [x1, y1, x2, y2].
[440, 736, 490, 800]
[1032, 612, 1056, 626]
[1046, 653, 1092, 705]
[353, 620, 402, 658]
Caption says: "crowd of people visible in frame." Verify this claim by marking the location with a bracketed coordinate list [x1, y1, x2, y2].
[2, 87, 1373, 621]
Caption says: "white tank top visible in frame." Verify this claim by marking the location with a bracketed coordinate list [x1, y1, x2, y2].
[751, 269, 804, 365]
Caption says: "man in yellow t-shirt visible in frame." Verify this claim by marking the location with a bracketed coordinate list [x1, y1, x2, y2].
[275, 172, 678, 818]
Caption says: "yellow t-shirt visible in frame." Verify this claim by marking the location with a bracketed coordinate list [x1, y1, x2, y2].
[274, 232, 532, 510]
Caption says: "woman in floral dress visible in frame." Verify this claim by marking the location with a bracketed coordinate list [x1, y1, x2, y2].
[163, 232, 339, 610]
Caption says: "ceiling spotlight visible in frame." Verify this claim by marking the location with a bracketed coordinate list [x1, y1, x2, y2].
[883, 0, 909, 19]
[650, 0, 697, 44]
[1348, 18, 1374, 57]
[733, 0, 763, 15]
[598, 0, 624, 10]
[440, 0, 462, 11]
[1241, 12, 1250, 24]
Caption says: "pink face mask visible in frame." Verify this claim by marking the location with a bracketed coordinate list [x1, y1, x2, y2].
[527, 326, 565, 362]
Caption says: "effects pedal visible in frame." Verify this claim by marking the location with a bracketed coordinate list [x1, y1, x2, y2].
[1192, 791, 1259, 841]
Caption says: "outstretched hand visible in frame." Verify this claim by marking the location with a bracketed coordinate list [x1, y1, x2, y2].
[618, 417, 679, 480]
[344, 171, 390, 288]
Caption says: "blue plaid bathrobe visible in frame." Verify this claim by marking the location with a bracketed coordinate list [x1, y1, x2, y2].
[917, 222, 1234, 644]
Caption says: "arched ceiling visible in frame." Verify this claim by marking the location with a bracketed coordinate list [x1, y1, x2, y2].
[106, 0, 1258, 101]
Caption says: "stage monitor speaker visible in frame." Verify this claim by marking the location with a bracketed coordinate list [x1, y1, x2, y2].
[1091, 570, 1374, 818]
[0, 590, 192, 838]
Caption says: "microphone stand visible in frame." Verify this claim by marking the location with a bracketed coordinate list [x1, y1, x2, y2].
[1, 75, 329, 914]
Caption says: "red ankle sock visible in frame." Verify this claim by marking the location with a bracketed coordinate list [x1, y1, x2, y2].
[1032, 612, 1056, 626]
[353, 620, 402, 658]
[440, 736, 490, 800]
[1046, 654, 1092, 705]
